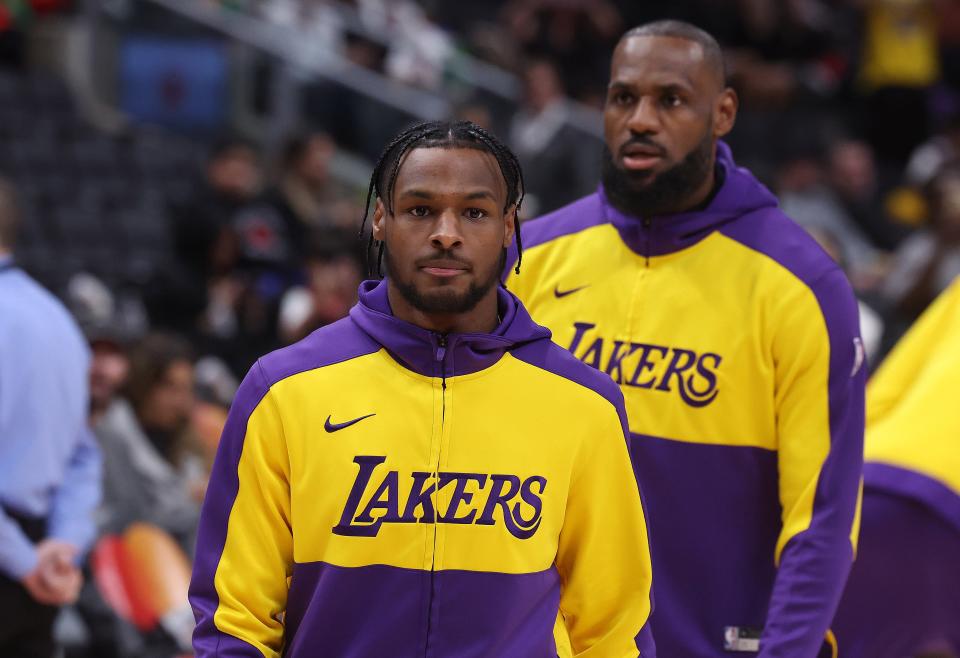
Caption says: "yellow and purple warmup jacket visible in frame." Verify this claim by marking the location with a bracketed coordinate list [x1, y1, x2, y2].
[505, 143, 865, 658]
[862, 275, 960, 528]
[830, 276, 960, 656]
[188, 279, 655, 658]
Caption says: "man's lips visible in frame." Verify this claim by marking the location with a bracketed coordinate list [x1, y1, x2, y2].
[419, 260, 470, 278]
[620, 143, 665, 171]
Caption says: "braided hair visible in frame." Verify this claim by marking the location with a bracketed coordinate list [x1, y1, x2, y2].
[359, 120, 525, 278]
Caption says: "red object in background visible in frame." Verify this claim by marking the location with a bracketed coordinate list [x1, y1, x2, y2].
[31, 0, 70, 14]
[0, 6, 12, 31]
[91, 536, 143, 628]
[91, 525, 193, 633]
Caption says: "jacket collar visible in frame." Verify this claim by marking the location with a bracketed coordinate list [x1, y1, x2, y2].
[348, 279, 551, 378]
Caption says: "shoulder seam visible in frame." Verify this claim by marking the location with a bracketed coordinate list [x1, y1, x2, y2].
[523, 219, 609, 252]
[508, 348, 622, 413]
[259, 345, 382, 389]
[717, 230, 843, 295]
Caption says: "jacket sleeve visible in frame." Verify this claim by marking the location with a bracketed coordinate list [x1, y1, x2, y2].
[760, 268, 865, 658]
[555, 391, 655, 657]
[189, 361, 293, 658]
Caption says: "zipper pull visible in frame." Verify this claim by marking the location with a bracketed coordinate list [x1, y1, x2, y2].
[435, 335, 447, 362]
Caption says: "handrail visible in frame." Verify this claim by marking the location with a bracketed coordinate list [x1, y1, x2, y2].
[326, 0, 601, 137]
[144, 0, 449, 121]
[143, 0, 601, 138]
[327, 0, 521, 100]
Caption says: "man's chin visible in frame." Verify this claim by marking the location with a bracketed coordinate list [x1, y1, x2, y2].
[616, 165, 658, 186]
[409, 286, 477, 315]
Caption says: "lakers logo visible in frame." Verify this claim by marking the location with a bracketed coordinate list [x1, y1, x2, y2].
[568, 322, 722, 407]
[333, 456, 547, 540]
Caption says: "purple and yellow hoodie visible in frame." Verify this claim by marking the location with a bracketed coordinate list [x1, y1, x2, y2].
[189, 279, 654, 657]
[505, 143, 865, 658]
[861, 275, 960, 529]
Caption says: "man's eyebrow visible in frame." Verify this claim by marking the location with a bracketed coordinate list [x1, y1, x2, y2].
[658, 79, 694, 94]
[464, 190, 496, 201]
[397, 189, 433, 199]
[608, 79, 695, 93]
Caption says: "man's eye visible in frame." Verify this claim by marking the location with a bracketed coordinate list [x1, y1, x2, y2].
[614, 92, 634, 105]
[465, 208, 487, 220]
[663, 94, 682, 108]
[410, 206, 430, 217]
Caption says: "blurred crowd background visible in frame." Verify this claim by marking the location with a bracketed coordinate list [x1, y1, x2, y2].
[2, 0, 959, 655]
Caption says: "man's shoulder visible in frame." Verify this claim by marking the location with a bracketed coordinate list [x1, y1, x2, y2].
[0, 269, 88, 355]
[719, 206, 849, 296]
[510, 337, 625, 419]
[257, 316, 380, 389]
[0, 268, 64, 314]
[521, 192, 609, 252]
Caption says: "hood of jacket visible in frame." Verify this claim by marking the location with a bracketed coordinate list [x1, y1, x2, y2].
[348, 279, 551, 377]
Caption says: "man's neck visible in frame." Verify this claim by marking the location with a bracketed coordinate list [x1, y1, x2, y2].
[687, 162, 725, 213]
[386, 281, 499, 335]
[0, 249, 12, 264]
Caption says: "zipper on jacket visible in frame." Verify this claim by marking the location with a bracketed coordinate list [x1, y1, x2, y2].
[642, 217, 652, 267]
[424, 334, 448, 657]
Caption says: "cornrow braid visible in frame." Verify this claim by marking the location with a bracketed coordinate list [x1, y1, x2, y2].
[359, 120, 525, 279]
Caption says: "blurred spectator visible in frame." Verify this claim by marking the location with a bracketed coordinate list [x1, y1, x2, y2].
[779, 143, 887, 290]
[150, 137, 262, 338]
[88, 337, 132, 427]
[0, 178, 101, 655]
[882, 163, 960, 320]
[858, 0, 939, 165]
[64, 272, 142, 426]
[73, 332, 212, 658]
[149, 138, 291, 377]
[277, 229, 364, 343]
[906, 110, 960, 187]
[723, 0, 851, 101]
[94, 333, 203, 554]
[266, 132, 360, 240]
[501, 0, 622, 102]
[827, 139, 911, 250]
[509, 58, 597, 216]
[374, 0, 455, 89]
[806, 226, 885, 364]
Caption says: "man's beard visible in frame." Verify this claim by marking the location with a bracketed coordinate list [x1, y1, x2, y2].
[601, 131, 714, 218]
[385, 246, 504, 316]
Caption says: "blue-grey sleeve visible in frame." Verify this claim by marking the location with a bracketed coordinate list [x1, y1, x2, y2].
[47, 425, 103, 558]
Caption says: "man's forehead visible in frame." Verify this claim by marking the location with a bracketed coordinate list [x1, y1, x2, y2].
[611, 35, 712, 87]
[395, 147, 505, 194]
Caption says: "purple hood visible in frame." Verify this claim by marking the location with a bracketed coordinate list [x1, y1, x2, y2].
[348, 279, 552, 377]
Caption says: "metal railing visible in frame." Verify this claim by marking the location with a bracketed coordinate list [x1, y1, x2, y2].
[144, 0, 450, 121]
[143, 0, 602, 138]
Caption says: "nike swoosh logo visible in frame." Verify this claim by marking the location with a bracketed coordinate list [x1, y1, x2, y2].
[324, 414, 376, 433]
[554, 285, 589, 298]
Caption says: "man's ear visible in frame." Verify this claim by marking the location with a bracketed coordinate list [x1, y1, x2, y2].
[714, 87, 738, 138]
[372, 199, 386, 242]
[503, 204, 517, 248]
